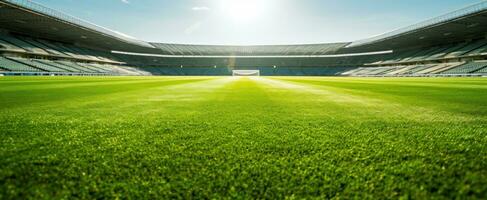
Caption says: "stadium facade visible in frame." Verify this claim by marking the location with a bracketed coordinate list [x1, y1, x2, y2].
[0, 0, 487, 76]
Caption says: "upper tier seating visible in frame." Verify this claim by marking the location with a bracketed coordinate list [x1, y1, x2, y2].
[427, 43, 468, 59]
[465, 44, 487, 56]
[0, 39, 27, 52]
[1, 35, 49, 54]
[19, 37, 66, 56]
[443, 40, 487, 58]
[374, 39, 487, 65]
[1, 34, 120, 64]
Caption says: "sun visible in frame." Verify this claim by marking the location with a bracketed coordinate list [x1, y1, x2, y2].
[219, 0, 269, 22]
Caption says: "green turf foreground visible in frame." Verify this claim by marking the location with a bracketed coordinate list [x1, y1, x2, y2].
[1, 76, 486, 199]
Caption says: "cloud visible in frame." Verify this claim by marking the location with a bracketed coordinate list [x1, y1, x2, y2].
[121, 0, 129, 4]
[192, 6, 210, 11]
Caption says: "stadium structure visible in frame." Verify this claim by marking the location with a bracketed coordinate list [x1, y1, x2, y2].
[1, 0, 487, 77]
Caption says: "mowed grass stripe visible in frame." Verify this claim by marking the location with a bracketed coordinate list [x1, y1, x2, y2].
[0, 77, 231, 138]
[257, 77, 462, 123]
[273, 77, 487, 117]
[0, 77, 214, 108]
[0, 76, 211, 93]
[273, 77, 487, 89]
[0, 76, 486, 199]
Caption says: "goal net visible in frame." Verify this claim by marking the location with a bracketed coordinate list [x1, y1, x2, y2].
[232, 70, 260, 76]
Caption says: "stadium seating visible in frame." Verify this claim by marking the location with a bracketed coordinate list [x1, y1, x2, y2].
[444, 40, 487, 58]
[1, 35, 49, 55]
[373, 39, 487, 65]
[56, 61, 88, 72]
[415, 64, 448, 74]
[4, 37, 487, 76]
[427, 43, 468, 59]
[475, 66, 487, 75]
[151, 43, 347, 56]
[340, 61, 485, 77]
[407, 65, 432, 74]
[18, 37, 66, 56]
[465, 44, 487, 56]
[0, 57, 41, 72]
[8, 57, 66, 72]
[75, 63, 105, 73]
[0, 32, 141, 76]
[36, 60, 82, 72]
[0, 38, 27, 52]
[1, 33, 120, 63]
[442, 61, 487, 74]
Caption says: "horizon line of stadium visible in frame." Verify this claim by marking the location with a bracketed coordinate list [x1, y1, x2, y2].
[0, 0, 487, 76]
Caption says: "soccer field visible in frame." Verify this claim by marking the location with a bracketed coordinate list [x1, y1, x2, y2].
[1, 76, 486, 199]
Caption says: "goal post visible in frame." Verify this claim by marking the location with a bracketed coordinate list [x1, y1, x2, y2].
[232, 70, 260, 76]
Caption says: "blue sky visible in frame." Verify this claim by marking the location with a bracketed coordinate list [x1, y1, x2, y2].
[34, 0, 481, 45]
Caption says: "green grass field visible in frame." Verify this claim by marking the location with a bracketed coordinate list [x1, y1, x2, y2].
[1, 76, 486, 199]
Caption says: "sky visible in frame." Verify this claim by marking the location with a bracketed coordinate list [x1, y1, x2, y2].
[33, 0, 482, 45]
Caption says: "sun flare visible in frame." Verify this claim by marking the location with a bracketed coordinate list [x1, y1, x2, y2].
[219, 0, 270, 22]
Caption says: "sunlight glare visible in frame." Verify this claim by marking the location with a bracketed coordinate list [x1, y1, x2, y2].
[219, 0, 271, 22]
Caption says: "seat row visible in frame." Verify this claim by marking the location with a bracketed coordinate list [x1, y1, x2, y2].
[344, 61, 487, 76]
[0, 56, 145, 75]
[0, 34, 116, 63]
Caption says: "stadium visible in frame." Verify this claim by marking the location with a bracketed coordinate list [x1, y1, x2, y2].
[0, 0, 486, 199]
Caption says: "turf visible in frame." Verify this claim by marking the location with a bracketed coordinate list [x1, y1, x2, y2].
[0, 76, 486, 199]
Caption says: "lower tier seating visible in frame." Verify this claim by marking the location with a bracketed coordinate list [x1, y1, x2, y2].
[9, 57, 66, 72]
[0, 57, 41, 72]
[441, 61, 487, 74]
[343, 61, 485, 77]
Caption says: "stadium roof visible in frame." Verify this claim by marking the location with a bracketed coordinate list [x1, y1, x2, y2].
[348, 1, 487, 48]
[0, 0, 156, 51]
[149, 43, 349, 56]
[345, 1, 487, 52]
[1, 0, 487, 56]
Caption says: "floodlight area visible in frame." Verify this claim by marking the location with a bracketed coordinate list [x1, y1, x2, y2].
[232, 70, 260, 76]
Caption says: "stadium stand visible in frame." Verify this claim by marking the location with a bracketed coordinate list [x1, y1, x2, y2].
[476, 66, 487, 75]
[8, 57, 65, 72]
[444, 40, 487, 58]
[35, 60, 79, 73]
[19, 37, 66, 56]
[343, 62, 482, 77]
[41, 60, 91, 73]
[0, 34, 49, 54]
[442, 61, 487, 74]
[0, 38, 27, 53]
[150, 43, 348, 56]
[466, 44, 487, 56]
[0, 56, 41, 72]
[372, 39, 487, 65]
[55, 61, 95, 73]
